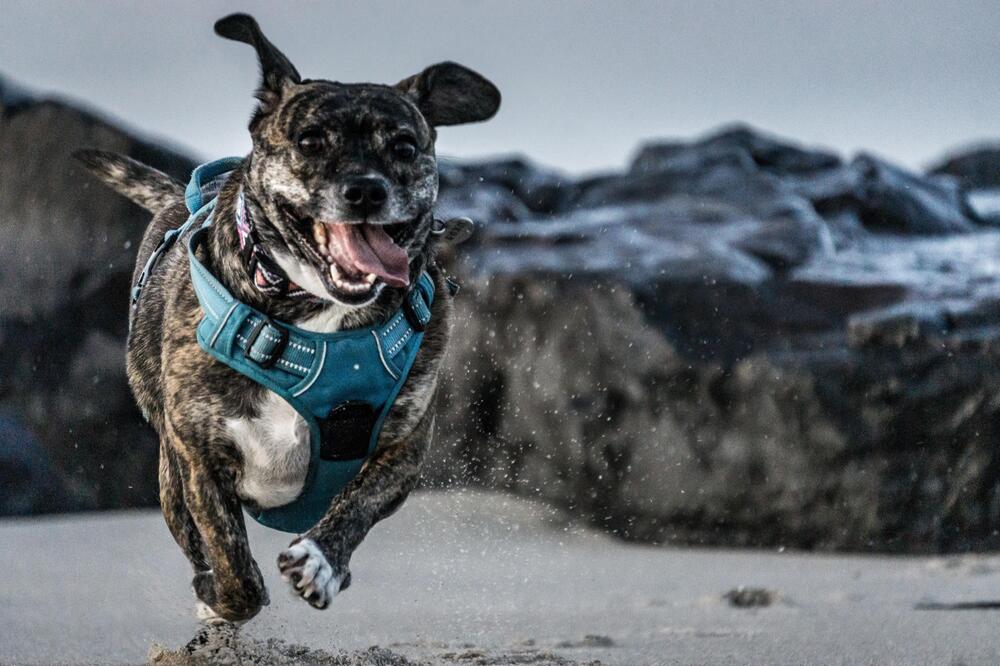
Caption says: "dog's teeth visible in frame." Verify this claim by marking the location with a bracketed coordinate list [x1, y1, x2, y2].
[313, 223, 327, 247]
[328, 261, 376, 294]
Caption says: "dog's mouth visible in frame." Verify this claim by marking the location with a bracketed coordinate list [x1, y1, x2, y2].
[281, 206, 411, 303]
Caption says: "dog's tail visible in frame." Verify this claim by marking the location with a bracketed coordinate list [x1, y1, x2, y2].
[73, 150, 185, 214]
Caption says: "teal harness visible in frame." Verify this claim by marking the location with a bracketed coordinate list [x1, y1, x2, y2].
[144, 158, 434, 534]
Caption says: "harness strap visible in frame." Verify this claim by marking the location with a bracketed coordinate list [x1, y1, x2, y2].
[130, 158, 243, 312]
[187, 223, 433, 383]
[185, 157, 244, 214]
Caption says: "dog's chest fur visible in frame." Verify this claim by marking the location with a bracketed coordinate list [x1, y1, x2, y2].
[226, 307, 350, 508]
[228, 391, 310, 508]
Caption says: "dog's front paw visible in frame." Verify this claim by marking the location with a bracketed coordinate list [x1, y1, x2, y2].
[195, 600, 226, 625]
[192, 567, 269, 624]
[277, 539, 350, 609]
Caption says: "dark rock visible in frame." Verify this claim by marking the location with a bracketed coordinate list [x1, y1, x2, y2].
[965, 189, 1000, 226]
[847, 303, 950, 349]
[724, 587, 777, 608]
[630, 140, 759, 179]
[929, 142, 1000, 189]
[632, 124, 841, 176]
[0, 77, 196, 515]
[427, 129, 1000, 553]
[571, 131, 981, 243]
[431, 263, 1000, 552]
[439, 157, 576, 215]
[851, 153, 977, 234]
[571, 156, 791, 215]
[732, 209, 833, 270]
[0, 412, 71, 515]
[0, 77, 35, 114]
[555, 635, 615, 648]
[466, 201, 775, 287]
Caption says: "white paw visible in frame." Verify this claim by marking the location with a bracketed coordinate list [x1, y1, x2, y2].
[276, 539, 345, 609]
[195, 601, 226, 625]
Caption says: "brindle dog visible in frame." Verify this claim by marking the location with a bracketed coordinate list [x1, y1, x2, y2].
[76, 13, 499, 623]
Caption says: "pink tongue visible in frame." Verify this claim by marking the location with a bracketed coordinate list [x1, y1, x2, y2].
[324, 222, 410, 288]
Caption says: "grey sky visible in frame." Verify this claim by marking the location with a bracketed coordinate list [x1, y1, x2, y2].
[2, 0, 998, 173]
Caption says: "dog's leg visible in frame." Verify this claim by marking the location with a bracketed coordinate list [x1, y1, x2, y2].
[159, 439, 212, 596]
[165, 423, 269, 623]
[159, 440, 230, 622]
[277, 411, 433, 609]
[160, 440, 208, 569]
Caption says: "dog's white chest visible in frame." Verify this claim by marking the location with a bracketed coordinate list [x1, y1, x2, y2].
[227, 391, 311, 509]
[224, 306, 352, 510]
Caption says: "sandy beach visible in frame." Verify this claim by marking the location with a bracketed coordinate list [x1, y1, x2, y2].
[2, 490, 1000, 665]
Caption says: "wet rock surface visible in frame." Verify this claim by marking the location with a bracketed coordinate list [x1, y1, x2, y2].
[2, 81, 1000, 552]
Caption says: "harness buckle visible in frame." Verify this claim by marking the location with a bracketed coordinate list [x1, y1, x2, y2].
[243, 315, 289, 369]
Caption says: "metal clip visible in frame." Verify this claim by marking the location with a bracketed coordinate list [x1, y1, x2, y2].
[431, 216, 475, 245]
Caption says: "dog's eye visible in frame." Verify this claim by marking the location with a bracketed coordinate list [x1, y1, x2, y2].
[297, 131, 325, 156]
[391, 138, 418, 162]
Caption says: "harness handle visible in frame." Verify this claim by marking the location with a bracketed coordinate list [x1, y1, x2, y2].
[185, 157, 245, 213]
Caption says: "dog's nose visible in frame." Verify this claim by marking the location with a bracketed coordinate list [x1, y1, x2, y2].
[342, 176, 388, 214]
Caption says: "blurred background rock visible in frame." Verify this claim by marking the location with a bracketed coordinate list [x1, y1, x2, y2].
[3, 76, 1000, 553]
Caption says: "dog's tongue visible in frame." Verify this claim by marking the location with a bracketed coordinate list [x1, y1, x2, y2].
[324, 222, 410, 287]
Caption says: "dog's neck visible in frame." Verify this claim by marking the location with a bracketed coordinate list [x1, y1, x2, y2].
[202, 167, 421, 332]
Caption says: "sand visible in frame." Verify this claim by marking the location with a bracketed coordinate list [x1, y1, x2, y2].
[145, 622, 586, 665]
[2, 490, 1000, 665]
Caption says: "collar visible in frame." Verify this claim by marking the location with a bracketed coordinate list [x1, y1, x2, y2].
[236, 189, 315, 300]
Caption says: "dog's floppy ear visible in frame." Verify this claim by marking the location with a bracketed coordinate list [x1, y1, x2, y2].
[215, 13, 300, 115]
[396, 62, 500, 127]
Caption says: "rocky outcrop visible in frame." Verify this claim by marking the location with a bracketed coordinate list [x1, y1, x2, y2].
[3, 80, 999, 553]
[929, 142, 1000, 226]
[429, 125, 1000, 553]
[0, 78, 195, 513]
[930, 142, 1000, 189]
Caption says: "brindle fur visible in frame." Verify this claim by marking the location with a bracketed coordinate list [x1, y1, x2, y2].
[76, 13, 499, 623]
[75, 150, 185, 214]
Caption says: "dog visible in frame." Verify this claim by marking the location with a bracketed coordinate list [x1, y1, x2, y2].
[76, 13, 499, 623]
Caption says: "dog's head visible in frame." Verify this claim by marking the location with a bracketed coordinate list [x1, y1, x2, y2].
[215, 13, 499, 305]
